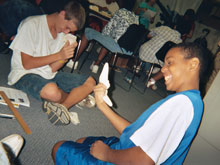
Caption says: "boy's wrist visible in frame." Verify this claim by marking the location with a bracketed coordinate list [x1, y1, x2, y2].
[58, 60, 68, 63]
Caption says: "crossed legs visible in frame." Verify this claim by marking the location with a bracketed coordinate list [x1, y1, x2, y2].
[40, 76, 96, 110]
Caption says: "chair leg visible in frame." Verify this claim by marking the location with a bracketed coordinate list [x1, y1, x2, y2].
[70, 60, 77, 73]
[70, 39, 82, 73]
[78, 52, 89, 71]
[126, 57, 141, 91]
[143, 63, 154, 93]
[78, 41, 95, 71]
[109, 53, 118, 91]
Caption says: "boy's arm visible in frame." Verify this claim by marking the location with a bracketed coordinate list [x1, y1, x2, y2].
[21, 41, 76, 72]
[90, 141, 154, 165]
[94, 83, 130, 134]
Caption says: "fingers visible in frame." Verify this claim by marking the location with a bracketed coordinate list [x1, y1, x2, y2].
[90, 140, 103, 152]
[94, 83, 107, 96]
[64, 40, 70, 46]
[61, 41, 77, 59]
[94, 84, 107, 106]
[89, 140, 109, 161]
[72, 41, 78, 48]
[94, 83, 107, 91]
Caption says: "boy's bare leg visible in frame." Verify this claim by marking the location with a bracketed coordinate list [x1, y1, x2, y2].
[152, 71, 163, 81]
[52, 141, 65, 162]
[94, 47, 109, 65]
[61, 77, 96, 109]
[40, 77, 96, 109]
[52, 137, 87, 162]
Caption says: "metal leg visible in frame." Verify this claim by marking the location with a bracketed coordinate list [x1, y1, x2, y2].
[143, 63, 154, 93]
[109, 53, 118, 91]
[114, 56, 142, 92]
[78, 41, 95, 71]
[71, 40, 81, 73]
[126, 57, 141, 91]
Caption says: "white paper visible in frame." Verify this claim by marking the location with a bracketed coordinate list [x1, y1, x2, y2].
[99, 63, 113, 107]
[63, 34, 77, 45]
[0, 87, 30, 107]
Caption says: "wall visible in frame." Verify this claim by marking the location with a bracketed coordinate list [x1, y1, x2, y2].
[186, 22, 220, 55]
[184, 71, 220, 164]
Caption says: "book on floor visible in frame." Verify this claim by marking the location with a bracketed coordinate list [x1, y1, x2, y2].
[0, 86, 30, 108]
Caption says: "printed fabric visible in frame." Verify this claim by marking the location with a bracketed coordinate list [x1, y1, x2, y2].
[102, 8, 139, 42]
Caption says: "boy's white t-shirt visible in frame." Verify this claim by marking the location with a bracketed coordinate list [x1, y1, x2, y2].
[8, 15, 66, 85]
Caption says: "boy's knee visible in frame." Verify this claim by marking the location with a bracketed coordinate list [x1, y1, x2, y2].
[52, 141, 65, 162]
[40, 83, 62, 101]
[85, 76, 96, 87]
[76, 137, 86, 143]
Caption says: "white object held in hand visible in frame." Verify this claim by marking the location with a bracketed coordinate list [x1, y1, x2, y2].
[64, 34, 77, 45]
[99, 63, 113, 107]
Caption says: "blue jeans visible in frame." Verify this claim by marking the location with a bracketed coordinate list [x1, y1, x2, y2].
[14, 72, 89, 101]
[0, 0, 42, 37]
[85, 28, 132, 55]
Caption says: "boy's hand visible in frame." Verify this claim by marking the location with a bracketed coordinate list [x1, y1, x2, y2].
[94, 83, 107, 106]
[90, 140, 110, 162]
[59, 41, 77, 60]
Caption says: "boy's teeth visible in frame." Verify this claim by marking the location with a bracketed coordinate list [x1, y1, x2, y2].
[165, 75, 171, 81]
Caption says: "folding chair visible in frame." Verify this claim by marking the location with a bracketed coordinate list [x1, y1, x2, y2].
[77, 25, 149, 91]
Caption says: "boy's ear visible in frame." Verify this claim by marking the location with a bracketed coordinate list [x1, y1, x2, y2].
[59, 10, 66, 18]
[189, 57, 200, 71]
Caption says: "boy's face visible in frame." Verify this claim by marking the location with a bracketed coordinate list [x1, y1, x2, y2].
[161, 47, 193, 92]
[61, 19, 78, 34]
[57, 11, 78, 34]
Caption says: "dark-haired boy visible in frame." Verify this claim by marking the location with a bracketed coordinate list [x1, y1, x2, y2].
[52, 42, 210, 164]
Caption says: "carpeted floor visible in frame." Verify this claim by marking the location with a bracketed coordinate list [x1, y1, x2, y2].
[0, 49, 165, 164]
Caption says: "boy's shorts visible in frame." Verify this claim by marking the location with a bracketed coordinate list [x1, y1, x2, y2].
[56, 136, 119, 164]
[14, 72, 90, 101]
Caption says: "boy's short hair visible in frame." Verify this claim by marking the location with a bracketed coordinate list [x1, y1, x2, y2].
[64, 1, 86, 30]
[174, 42, 213, 81]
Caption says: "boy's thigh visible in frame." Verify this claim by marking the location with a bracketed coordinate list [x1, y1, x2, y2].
[14, 74, 53, 101]
[54, 72, 89, 93]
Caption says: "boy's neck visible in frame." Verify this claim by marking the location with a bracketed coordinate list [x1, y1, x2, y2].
[177, 79, 199, 93]
[47, 13, 58, 39]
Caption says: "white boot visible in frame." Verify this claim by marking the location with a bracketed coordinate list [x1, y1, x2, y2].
[90, 62, 99, 73]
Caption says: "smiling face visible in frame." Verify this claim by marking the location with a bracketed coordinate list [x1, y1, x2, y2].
[161, 47, 195, 92]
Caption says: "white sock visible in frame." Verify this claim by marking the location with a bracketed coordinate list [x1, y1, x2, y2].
[150, 78, 156, 83]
